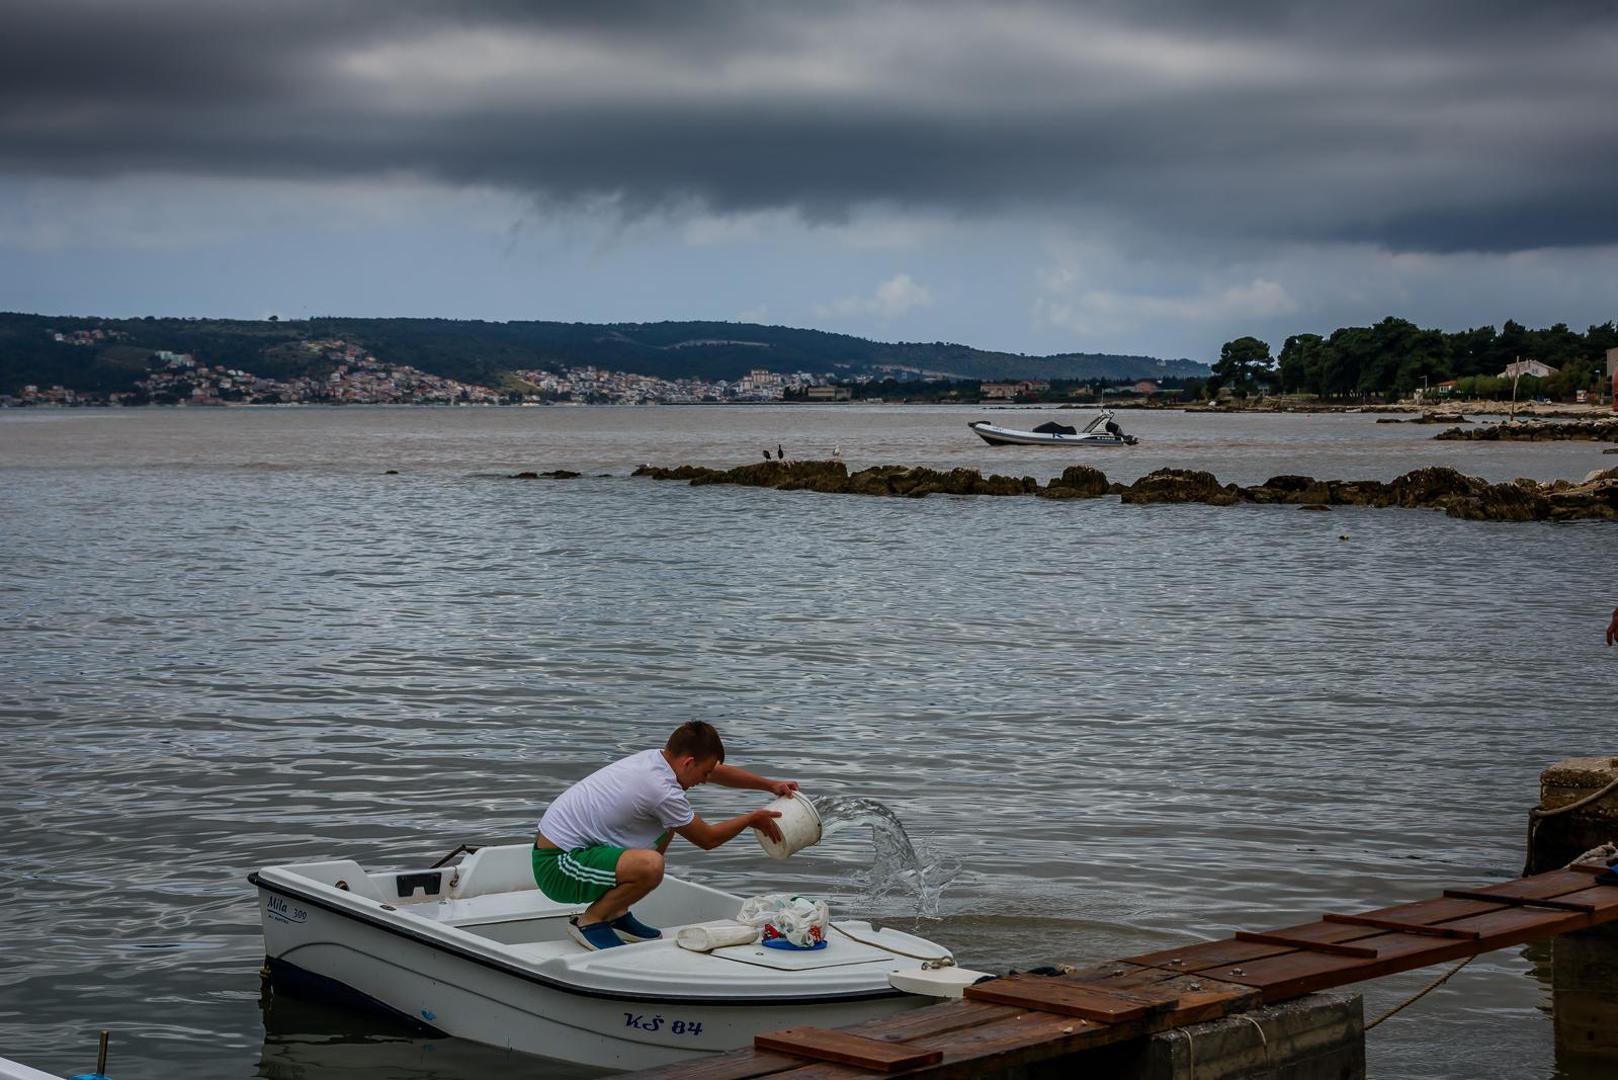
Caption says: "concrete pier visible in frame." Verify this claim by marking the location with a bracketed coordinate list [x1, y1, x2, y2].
[1530, 756, 1618, 1067]
[637, 786, 1618, 1080]
[1527, 756, 1618, 874]
[1031, 992, 1364, 1080]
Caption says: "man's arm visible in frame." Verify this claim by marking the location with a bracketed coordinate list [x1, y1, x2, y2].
[674, 809, 784, 850]
[710, 763, 799, 797]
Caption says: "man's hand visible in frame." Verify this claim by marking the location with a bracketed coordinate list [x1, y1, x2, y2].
[1607, 606, 1618, 646]
[750, 808, 784, 843]
[767, 779, 800, 797]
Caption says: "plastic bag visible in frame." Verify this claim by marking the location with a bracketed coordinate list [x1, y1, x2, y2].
[736, 893, 829, 950]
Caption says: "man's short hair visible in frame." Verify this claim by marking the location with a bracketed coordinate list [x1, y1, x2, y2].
[666, 721, 725, 763]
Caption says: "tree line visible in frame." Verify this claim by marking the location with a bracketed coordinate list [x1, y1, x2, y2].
[1210, 317, 1618, 401]
[0, 311, 1200, 396]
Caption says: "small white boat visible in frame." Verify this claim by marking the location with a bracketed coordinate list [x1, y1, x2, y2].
[251, 844, 974, 1072]
[969, 409, 1138, 446]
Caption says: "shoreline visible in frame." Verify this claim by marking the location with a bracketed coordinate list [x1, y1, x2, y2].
[3, 397, 1613, 416]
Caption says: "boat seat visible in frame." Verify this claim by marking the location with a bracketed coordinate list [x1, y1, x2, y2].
[428, 890, 582, 928]
[449, 843, 541, 899]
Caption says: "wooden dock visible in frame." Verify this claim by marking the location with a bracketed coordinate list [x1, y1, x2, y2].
[626, 862, 1618, 1079]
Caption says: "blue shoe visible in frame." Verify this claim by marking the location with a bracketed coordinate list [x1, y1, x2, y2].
[609, 911, 662, 942]
[567, 916, 624, 950]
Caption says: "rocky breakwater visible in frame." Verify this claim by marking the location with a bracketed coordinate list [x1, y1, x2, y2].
[1376, 411, 1471, 424]
[632, 460, 1618, 522]
[1433, 418, 1618, 441]
[632, 459, 1039, 497]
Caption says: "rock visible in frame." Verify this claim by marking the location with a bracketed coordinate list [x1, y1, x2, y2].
[384, 469, 399, 474]
[1443, 482, 1552, 522]
[1546, 475, 1618, 521]
[633, 464, 719, 481]
[1387, 466, 1487, 509]
[711, 459, 849, 491]
[627, 454, 1618, 523]
[1434, 419, 1618, 442]
[509, 469, 581, 479]
[1322, 480, 1393, 507]
[1037, 465, 1110, 499]
[887, 466, 1035, 497]
[1119, 468, 1240, 506]
[1375, 412, 1467, 424]
[1245, 474, 1332, 504]
[846, 466, 909, 496]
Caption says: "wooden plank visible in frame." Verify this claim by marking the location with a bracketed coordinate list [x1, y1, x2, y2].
[831, 1000, 1015, 1042]
[767, 980, 1260, 1080]
[1233, 930, 1379, 958]
[1322, 912, 1480, 939]
[1210, 905, 1596, 1002]
[965, 976, 1166, 1023]
[1119, 938, 1299, 973]
[1448, 903, 1595, 944]
[989, 965, 1262, 1026]
[1554, 885, 1618, 923]
[1566, 862, 1618, 878]
[1442, 889, 1597, 912]
[627, 867, 1618, 1080]
[620, 1003, 1019, 1080]
[754, 1028, 942, 1072]
[1449, 871, 1607, 900]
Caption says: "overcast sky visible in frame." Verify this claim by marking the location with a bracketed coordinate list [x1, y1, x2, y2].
[2, 1, 1615, 361]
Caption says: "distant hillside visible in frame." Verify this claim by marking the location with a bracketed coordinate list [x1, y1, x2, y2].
[0, 311, 1206, 395]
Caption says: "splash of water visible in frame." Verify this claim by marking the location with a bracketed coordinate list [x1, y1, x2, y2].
[810, 795, 959, 918]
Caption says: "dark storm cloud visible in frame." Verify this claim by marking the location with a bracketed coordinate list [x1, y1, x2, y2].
[4, 0, 1617, 253]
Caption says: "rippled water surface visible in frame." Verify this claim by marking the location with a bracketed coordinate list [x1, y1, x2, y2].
[1, 406, 1613, 1079]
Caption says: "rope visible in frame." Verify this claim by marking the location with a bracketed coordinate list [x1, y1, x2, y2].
[1174, 1025, 1195, 1080]
[1238, 1014, 1270, 1069]
[1364, 955, 1476, 1030]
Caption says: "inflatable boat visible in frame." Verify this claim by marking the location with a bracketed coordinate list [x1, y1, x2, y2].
[969, 409, 1138, 446]
[251, 844, 977, 1071]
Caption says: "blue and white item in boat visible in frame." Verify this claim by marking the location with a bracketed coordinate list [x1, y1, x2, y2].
[738, 893, 828, 950]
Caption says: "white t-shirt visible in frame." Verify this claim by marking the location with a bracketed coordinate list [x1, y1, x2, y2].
[538, 748, 696, 851]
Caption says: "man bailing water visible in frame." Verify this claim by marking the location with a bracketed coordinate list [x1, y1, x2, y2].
[533, 721, 798, 950]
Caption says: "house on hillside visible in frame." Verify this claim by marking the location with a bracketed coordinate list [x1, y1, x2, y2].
[804, 384, 852, 401]
[982, 380, 1050, 400]
[1499, 359, 1559, 380]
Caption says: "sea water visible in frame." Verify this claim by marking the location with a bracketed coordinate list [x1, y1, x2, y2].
[2, 406, 1614, 1079]
[811, 795, 960, 918]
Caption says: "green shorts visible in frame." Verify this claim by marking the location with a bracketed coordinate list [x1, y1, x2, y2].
[532, 844, 625, 905]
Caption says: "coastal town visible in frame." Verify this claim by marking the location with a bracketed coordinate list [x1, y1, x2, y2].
[2, 329, 841, 407]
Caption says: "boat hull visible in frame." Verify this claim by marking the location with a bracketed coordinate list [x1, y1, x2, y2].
[254, 869, 932, 1072]
[968, 421, 1137, 446]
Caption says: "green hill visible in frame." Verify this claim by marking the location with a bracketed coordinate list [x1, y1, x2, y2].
[0, 311, 1206, 396]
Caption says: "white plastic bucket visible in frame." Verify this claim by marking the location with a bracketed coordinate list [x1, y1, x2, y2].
[753, 791, 822, 859]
